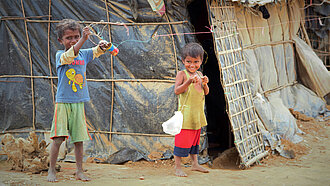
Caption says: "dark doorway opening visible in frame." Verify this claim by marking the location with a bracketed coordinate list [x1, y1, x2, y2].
[187, 0, 233, 159]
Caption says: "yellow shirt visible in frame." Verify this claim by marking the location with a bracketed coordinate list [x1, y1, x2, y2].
[178, 70, 207, 130]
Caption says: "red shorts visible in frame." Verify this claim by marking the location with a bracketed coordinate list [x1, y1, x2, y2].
[174, 129, 201, 157]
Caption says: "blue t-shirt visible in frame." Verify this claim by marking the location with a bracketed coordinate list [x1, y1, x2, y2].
[55, 48, 94, 103]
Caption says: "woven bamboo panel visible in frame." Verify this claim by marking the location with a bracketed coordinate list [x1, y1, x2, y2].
[209, 0, 268, 168]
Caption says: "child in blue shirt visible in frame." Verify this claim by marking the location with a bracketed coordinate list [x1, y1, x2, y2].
[47, 19, 109, 182]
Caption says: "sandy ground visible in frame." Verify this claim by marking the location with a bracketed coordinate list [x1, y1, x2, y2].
[0, 120, 329, 186]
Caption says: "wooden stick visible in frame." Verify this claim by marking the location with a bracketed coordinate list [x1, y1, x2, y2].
[263, 81, 298, 96]
[0, 75, 175, 83]
[164, 13, 179, 74]
[47, 0, 55, 105]
[0, 130, 206, 138]
[244, 40, 294, 49]
[23, 19, 187, 26]
[300, 19, 312, 47]
[0, 15, 50, 20]
[243, 151, 268, 169]
[313, 49, 330, 54]
[21, 0, 35, 131]
[223, 79, 248, 87]
[103, 0, 115, 142]
[227, 93, 251, 103]
[0, 75, 58, 78]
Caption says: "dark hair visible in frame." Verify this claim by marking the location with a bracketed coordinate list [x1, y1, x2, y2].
[182, 42, 204, 61]
[55, 19, 81, 39]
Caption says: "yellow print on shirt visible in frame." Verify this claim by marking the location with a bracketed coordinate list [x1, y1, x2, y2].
[66, 68, 84, 92]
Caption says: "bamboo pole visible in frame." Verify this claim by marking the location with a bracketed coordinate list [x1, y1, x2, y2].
[21, 19, 187, 26]
[21, 0, 35, 131]
[47, 0, 55, 105]
[0, 75, 175, 83]
[242, 151, 268, 169]
[263, 81, 298, 96]
[244, 40, 294, 49]
[283, 42, 290, 85]
[0, 75, 58, 78]
[164, 13, 179, 74]
[300, 21, 312, 47]
[163, 12, 180, 109]
[0, 130, 206, 138]
[0, 15, 50, 20]
[104, 0, 115, 142]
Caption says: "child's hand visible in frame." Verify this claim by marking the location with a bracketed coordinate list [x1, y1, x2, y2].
[201, 76, 209, 85]
[189, 74, 199, 84]
[82, 27, 91, 40]
[98, 40, 110, 51]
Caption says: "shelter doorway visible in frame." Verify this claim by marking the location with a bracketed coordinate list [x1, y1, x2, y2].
[187, 0, 233, 158]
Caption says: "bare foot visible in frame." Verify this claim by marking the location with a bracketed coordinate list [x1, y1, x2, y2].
[175, 167, 188, 177]
[76, 171, 90, 181]
[191, 164, 209, 173]
[47, 169, 58, 182]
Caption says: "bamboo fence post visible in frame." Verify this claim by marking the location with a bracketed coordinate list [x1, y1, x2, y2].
[0, 75, 175, 83]
[22, 19, 187, 25]
[47, 0, 55, 105]
[0, 17, 187, 26]
[164, 11, 180, 119]
[104, 0, 115, 142]
[164, 13, 179, 73]
[0, 129, 206, 138]
[283, 42, 290, 85]
[21, 0, 36, 131]
[267, 10, 281, 88]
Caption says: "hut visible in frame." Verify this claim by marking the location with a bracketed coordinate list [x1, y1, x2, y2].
[0, 0, 329, 168]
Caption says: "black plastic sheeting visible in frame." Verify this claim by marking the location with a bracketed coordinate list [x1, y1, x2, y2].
[305, 0, 330, 39]
[0, 0, 209, 162]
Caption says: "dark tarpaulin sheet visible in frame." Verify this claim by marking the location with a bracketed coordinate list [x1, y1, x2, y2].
[0, 0, 208, 163]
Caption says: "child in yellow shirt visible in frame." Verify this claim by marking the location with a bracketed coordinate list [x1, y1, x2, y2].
[173, 42, 210, 177]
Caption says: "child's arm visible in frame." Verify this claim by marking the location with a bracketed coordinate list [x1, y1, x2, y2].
[59, 47, 78, 65]
[73, 27, 90, 55]
[201, 75, 209, 95]
[60, 27, 90, 65]
[174, 71, 197, 95]
[92, 40, 107, 59]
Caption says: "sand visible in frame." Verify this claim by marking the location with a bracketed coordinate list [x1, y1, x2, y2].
[0, 120, 329, 186]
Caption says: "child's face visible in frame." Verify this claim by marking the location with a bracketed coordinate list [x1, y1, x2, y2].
[58, 29, 81, 50]
[183, 56, 202, 74]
